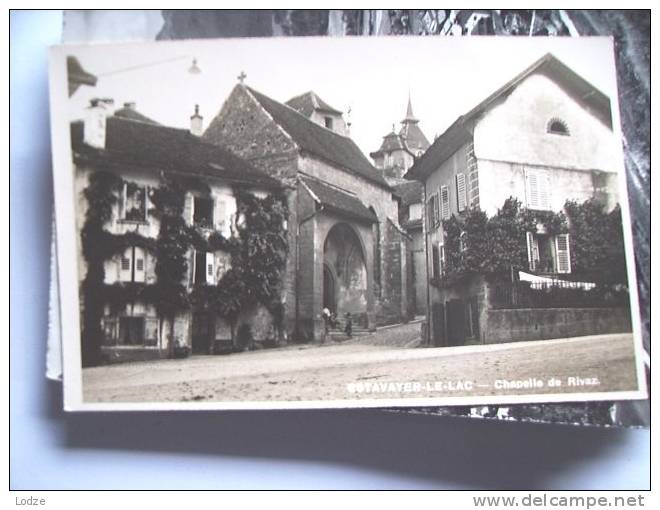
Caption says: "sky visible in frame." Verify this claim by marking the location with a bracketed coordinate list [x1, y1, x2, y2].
[64, 36, 620, 158]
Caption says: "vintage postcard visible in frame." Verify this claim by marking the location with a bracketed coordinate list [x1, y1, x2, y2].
[48, 35, 647, 411]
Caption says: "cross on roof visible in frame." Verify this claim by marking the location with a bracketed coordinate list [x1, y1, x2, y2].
[237, 71, 247, 84]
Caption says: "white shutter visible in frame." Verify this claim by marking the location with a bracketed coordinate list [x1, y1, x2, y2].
[119, 247, 133, 282]
[432, 195, 439, 227]
[191, 249, 197, 285]
[426, 198, 433, 229]
[215, 198, 228, 236]
[439, 244, 445, 275]
[134, 246, 146, 282]
[555, 234, 571, 274]
[456, 173, 467, 212]
[525, 169, 540, 209]
[440, 185, 450, 219]
[184, 193, 194, 225]
[539, 171, 551, 210]
[526, 232, 537, 272]
[206, 252, 215, 285]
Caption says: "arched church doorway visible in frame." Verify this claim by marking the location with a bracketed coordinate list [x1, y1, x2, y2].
[323, 223, 368, 327]
[323, 264, 336, 312]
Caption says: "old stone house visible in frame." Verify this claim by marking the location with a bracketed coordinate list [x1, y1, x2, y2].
[406, 53, 630, 347]
[72, 100, 284, 365]
[203, 83, 410, 341]
[370, 96, 431, 316]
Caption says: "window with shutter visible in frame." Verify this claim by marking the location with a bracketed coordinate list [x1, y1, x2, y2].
[426, 197, 433, 230]
[440, 185, 450, 219]
[193, 196, 214, 229]
[439, 244, 445, 276]
[555, 234, 571, 273]
[122, 182, 147, 222]
[539, 172, 551, 210]
[184, 193, 194, 225]
[134, 247, 146, 283]
[525, 169, 551, 210]
[215, 197, 228, 236]
[206, 252, 215, 285]
[119, 247, 133, 282]
[193, 250, 207, 285]
[525, 170, 540, 209]
[119, 246, 148, 282]
[427, 195, 439, 230]
[456, 173, 467, 212]
[526, 232, 539, 272]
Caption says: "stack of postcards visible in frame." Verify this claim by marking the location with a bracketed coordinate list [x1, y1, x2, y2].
[47, 10, 649, 427]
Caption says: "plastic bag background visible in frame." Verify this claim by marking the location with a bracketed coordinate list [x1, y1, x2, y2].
[55, 9, 649, 427]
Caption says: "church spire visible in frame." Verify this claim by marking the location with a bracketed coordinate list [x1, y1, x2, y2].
[402, 92, 419, 124]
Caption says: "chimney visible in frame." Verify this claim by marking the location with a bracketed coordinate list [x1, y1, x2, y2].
[123, 101, 136, 110]
[83, 98, 113, 149]
[190, 104, 203, 136]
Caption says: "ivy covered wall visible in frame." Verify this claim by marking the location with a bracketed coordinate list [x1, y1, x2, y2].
[80, 170, 288, 367]
[436, 197, 627, 288]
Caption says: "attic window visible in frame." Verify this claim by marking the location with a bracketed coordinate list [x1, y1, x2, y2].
[547, 118, 570, 136]
[324, 116, 333, 129]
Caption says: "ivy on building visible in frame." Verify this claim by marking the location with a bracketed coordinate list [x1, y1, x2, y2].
[436, 197, 625, 288]
[564, 199, 627, 285]
[80, 170, 288, 366]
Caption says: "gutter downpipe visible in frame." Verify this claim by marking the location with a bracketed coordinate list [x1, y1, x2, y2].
[423, 179, 432, 346]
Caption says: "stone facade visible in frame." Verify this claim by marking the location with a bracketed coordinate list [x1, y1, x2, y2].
[203, 84, 410, 341]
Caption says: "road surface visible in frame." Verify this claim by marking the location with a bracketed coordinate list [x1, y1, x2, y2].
[82, 328, 640, 404]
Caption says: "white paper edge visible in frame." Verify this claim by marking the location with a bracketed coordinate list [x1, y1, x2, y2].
[46, 37, 649, 412]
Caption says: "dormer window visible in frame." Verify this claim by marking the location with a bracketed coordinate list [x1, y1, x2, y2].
[324, 116, 333, 130]
[547, 118, 570, 136]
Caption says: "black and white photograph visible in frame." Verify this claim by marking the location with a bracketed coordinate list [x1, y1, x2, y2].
[48, 35, 647, 410]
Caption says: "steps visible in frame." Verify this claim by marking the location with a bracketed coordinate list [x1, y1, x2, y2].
[325, 325, 371, 342]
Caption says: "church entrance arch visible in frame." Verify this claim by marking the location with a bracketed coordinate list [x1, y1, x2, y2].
[323, 223, 368, 327]
[323, 264, 336, 313]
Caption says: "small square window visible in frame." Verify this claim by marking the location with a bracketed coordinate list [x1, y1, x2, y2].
[324, 116, 333, 129]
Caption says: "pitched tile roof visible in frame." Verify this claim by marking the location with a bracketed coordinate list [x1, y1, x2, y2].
[70, 117, 280, 188]
[113, 104, 160, 125]
[286, 91, 343, 117]
[399, 121, 430, 152]
[406, 53, 612, 181]
[392, 180, 423, 207]
[370, 130, 407, 158]
[300, 176, 377, 223]
[246, 86, 391, 189]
